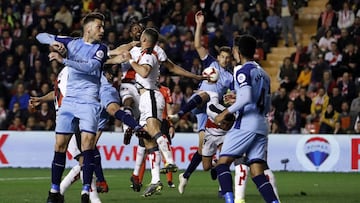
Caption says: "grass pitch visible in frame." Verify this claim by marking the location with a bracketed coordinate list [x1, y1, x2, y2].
[0, 168, 359, 203]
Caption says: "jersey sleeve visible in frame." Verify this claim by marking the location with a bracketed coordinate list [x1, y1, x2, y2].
[234, 65, 252, 88]
[160, 86, 173, 104]
[156, 46, 168, 62]
[138, 53, 156, 67]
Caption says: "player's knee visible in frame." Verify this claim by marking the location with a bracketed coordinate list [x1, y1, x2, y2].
[202, 159, 212, 171]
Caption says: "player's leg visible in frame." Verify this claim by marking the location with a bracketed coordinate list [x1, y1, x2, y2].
[142, 140, 163, 197]
[80, 131, 96, 202]
[92, 129, 108, 193]
[264, 164, 280, 201]
[233, 158, 250, 203]
[130, 138, 146, 192]
[161, 119, 175, 188]
[139, 90, 177, 172]
[247, 134, 279, 203]
[170, 91, 209, 121]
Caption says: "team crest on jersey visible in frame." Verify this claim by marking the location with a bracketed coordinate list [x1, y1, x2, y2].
[95, 50, 104, 59]
[237, 73, 246, 84]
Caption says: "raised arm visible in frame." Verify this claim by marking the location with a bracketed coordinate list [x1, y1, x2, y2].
[163, 58, 203, 80]
[194, 11, 208, 59]
[108, 41, 139, 56]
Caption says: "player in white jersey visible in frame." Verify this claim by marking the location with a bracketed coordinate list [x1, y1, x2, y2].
[107, 19, 204, 195]
[213, 35, 279, 203]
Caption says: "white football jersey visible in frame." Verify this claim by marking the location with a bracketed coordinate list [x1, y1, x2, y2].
[135, 51, 160, 90]
[54, 66, 69, 110]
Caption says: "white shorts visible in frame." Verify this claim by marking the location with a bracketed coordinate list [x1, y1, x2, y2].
[139, 89, 165, 126]
[120, 83, 140, 120]
[202, 128, 225, 157]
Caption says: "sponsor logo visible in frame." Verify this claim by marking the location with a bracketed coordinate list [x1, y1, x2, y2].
[296, 136, 339, 171]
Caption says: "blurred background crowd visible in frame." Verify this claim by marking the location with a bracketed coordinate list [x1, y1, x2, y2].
[0, 0, 359, 135]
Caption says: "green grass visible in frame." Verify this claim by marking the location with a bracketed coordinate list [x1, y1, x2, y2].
[0, 168, 359, 203]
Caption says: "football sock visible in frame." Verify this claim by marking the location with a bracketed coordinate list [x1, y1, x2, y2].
[216, 164, 233, 195]
[82, 149, 95, 193]
[252, 174, 278, 203]
[89, 176, 101, 202]
[223, 192, 234, 203]
[60, 164, 81, 195]
[148, 147, 161, 184]
[178, 94, 203, 117]
[133, 146, 146, 176]
[114, 110, 140, 129]
[138, 159, 146, 184]
[154, 132, 174, 164]
[183, 151, 202, 179]
[234, 164, 249, 200]
[264, 169, 280, 201]
[93, 148, 105, 182]
[51, 152, 66, 193]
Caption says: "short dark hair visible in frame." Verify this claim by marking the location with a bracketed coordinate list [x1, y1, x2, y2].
[143, 28, 159, 45]
[82, 12, 105, 25]
[219, 46, 231, 55]
[235, 35, 257, 59]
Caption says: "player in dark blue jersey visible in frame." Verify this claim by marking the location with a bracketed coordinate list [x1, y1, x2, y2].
[213, 35, 279, 203]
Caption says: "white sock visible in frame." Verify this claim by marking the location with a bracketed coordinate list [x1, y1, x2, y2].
[234, 164, 249, 201]
[155, 135, 174, 164]
[264, 169, 280, 201]
[90, 175, 101, 203]
[133, 146, 146, 176]
[148, 150, 161, 184]
[60, 164, 81, 195]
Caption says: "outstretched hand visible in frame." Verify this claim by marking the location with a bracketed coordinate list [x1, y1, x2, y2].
[195, 11, 204, 24]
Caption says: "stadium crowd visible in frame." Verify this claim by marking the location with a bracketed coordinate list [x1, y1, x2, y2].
[0, 0, 359, 135]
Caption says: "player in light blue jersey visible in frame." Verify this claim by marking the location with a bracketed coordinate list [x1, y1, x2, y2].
[213, 35, 279, 203]
[36, 12, 108, 203]
[176, 11, 233, 191]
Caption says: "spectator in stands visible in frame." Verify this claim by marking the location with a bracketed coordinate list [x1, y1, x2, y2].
[318, 29, 336, 52]
[337, 2, 355, 30]
[8, 116, 26, 131]
[25, 115, 43, 130]
[350, 91, 360, 115]
[185, 3, 199, 32]
[338, 101, 352, 133]
[277, 57, 298, 92]
[325, 42, 343, 80]
[266, 7, 282, 36]
[294, 87, 312, 128]
[122, 5, 143, 24]
[160, 16, 177, 38]
[296, 64, 312, 90]
[350, 16, 360, 45]
[282, 100, 301, 133]
[0, 54, 18, 90]
[354, 115, 360, 133]
[21, 4, 38, 33]
[28, 72, 45, 97]
[232, 3, 250, 31]
[306, 36, 318, 55]
[250, 2, 268, 23]
[171, 84, 184, 115]
[307, 87, 329, 124]
[272, 87, 290, 127]
[329, 87, 345, 113]
[278, 0, 297, 46]
[317, 2, 337, 40]
[165, 34, 183, 65]
[337, 72, 356, 102]
[318, 70, 337, 96]
[8, 83, 30, 111]
[341, 43, 360, 81]
[290, 43, 309, 69]
[0, 97, 8, 130]
[0, 29, 13, 52]
[333, 120, 345, 134]
[37, 17, 53, 34]
[13, 44, 28, 66]
[12, 20, 27, 42]
[6, 102, 28, 128]
[209, 28, 228, 57]
[337, 28, 354, 53]
[319, 103, 339, 134]
[170, 1, 185, 27]
[35, 102, 55, 129]
[258, 21, 277, 55]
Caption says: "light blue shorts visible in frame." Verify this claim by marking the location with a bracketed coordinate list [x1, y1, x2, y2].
[220, 128, 267, 163]
[55, 97, 101, 134]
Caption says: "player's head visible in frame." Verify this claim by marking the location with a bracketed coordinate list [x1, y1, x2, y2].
[82, 12, 105, 42]
[129, 19, 145, 41]
[235, 35, 256, 60]
[217, 46, 232, 68]
[140, 27, 159, 48]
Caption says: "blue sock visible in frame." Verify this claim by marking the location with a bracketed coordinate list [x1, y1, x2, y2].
[216, 164, 233, 195]
[178, 94, 203, 117]
[51, 152, 66, 190]
[183, 151, 202, 179]
[82, 149, 95, 192]
[114, 110, 140, 129]
[93, 148, 105, 182]
[252, 174, 278, 203]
